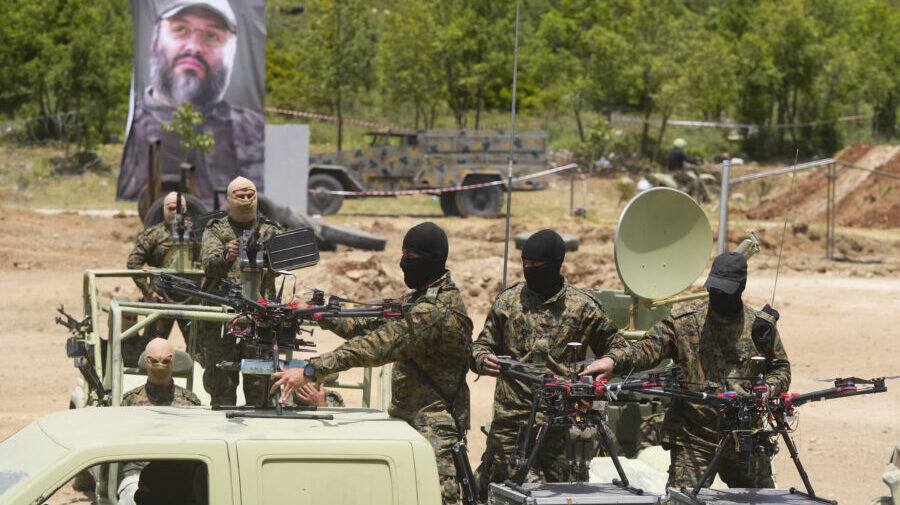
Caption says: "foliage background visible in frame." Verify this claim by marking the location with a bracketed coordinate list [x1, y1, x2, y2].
[2, 0, 899, 164]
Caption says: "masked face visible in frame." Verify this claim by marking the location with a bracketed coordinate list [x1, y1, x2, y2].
[226, 177, 258, 222]
[149, 7, 236, 108]
[708, 286, 744, 318]
[162, 192, 186, 223]
[400, 250, 444, 290]
[144, 338, 174, 384]
[522, 259, 563, 300]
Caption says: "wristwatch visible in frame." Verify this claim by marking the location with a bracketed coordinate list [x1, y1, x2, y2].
[303, 363, 316, 379]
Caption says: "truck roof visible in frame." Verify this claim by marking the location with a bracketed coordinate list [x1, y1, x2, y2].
[31, 406, 423, 450]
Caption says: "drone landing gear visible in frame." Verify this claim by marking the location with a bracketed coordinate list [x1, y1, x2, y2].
[678, 422, 836, 505]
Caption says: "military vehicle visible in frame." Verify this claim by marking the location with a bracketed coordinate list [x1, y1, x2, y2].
[0, 406, 441, 505]
[307, 129, 549, 217]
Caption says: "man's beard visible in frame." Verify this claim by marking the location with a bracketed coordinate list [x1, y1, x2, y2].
[150, 48, 228, 109]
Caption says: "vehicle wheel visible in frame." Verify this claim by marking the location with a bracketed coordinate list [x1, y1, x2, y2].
[143, 194, 209, 228]
[307, 173, 344, 215]
[137, 186, 150, 222]
[454, 178, 504, 218]
[320, 223, 386, 251]
[439, 192, 462, 216]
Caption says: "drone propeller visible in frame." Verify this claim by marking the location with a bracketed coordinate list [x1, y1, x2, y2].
[814, 375, 900, 384]
[497, 357, 543, 370]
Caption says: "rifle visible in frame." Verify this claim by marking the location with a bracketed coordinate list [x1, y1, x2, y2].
[152, 272, 410, 419]
[633, 372, 895, 504]
[56, 305, 109, 406]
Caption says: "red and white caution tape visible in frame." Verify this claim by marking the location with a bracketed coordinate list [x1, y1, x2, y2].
[309, 163, 580, 196]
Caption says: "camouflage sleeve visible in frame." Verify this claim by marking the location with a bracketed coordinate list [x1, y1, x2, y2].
[126, 229, 152, 295]
[587, 307, 629, 364]
[184, 390, 202, 406]
[763, 328, 791, 394]
[324, 389, 345, 407]
[318, 317, 386, 340]
[200, 224, 232, 279]
[310, 305, 437, 378]
[615, 315, 677, 373]
[470, 302, 504, 373]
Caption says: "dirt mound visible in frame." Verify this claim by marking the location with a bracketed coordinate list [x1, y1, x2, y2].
[834, 141, 873, 163]
[745, 143, 900, 228]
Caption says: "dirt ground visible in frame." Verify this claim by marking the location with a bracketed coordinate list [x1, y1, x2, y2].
[1, 172, 899, 504]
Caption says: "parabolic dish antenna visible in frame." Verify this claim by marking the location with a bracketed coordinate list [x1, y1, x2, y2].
[614, 187, 712, 300]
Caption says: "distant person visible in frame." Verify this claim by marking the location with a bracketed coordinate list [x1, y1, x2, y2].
[134, 460, 208, 505]
[126, 191, 193, 345]
[118, 0, 264, 204]
[667, 138, 698, 172]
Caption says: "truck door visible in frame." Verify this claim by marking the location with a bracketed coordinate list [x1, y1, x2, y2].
[235, 440, 424, 505]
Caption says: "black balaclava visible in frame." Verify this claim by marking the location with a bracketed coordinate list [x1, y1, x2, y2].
[400, 222, 448, 290]
[704, 252, 748, 318]
[708, 280, 745, 318]
[521, 229, 566, 300]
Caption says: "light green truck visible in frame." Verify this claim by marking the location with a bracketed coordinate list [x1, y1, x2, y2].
[0, 406, 441, 505]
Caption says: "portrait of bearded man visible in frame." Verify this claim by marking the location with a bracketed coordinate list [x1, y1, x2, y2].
[117, 0, 265, 206]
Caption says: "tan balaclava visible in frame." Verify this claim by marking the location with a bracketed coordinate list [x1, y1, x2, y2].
[226, 176, 257, 223]
[144, 338, 175, 385]
[163, 191, 187, 223]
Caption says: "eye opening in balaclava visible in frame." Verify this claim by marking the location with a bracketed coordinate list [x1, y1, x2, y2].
[399, 222, 448, 290]
[521, 229, 566, 300]
[226, 176, 257, 223]
[144, 337, 175, 385]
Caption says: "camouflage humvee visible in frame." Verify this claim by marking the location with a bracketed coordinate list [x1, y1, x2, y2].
[307, 129, 549, 217]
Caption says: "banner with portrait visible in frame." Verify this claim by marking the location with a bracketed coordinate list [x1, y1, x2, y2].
[117, 0, 267, 204]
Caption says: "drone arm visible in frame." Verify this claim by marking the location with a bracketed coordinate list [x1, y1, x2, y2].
[786, 382, 885, 408]
[502, 368, 544, 384]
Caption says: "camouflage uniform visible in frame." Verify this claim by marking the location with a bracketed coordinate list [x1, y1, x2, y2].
[606, 299, 791, 489]
[121, 380, 201, 407]
[199, 213, 282, 406]
[314, 272, 472, 505]
[470, 280, 628, 499]
[126, 221, 192, 345]
[117, 88, 264, 203]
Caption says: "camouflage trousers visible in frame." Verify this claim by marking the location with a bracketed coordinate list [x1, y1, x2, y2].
[475, 417, 572, 502]
[667, 442, 775, 490]
[197, 323, 269, 407]
[411, 410, 462, 505]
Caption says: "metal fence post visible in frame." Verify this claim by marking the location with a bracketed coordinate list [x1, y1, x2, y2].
[717, 160, 731, 255]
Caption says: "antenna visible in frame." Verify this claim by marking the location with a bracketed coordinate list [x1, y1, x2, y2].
[772, 149, 799, 306]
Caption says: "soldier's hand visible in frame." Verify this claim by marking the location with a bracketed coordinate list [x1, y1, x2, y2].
[579, 357, 616, 380]
[482, 354, 511, 377]
[295, 384, 326, 407]
[270, 366, 311, 403]
[225, 240, 240, 262]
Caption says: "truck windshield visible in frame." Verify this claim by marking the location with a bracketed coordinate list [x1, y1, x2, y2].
[0, 423, 68, 497]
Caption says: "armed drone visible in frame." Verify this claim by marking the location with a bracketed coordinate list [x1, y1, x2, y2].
[153, 272, 411, 419]
[496, 347, 895, 505]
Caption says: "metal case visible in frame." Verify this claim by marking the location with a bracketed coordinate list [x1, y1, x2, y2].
[488, 482, 663, 505]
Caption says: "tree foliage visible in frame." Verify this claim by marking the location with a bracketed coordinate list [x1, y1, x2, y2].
[4, 0, 900, 161]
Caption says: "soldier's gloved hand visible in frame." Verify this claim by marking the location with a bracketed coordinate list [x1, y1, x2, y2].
[752, 304, 780, 346]
[481, 354, 510, 377]
[225, 240, 240, 262]
[579, 356, 615, 380]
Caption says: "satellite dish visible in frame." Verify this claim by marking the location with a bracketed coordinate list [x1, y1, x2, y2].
[614, 187, 712, 300]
